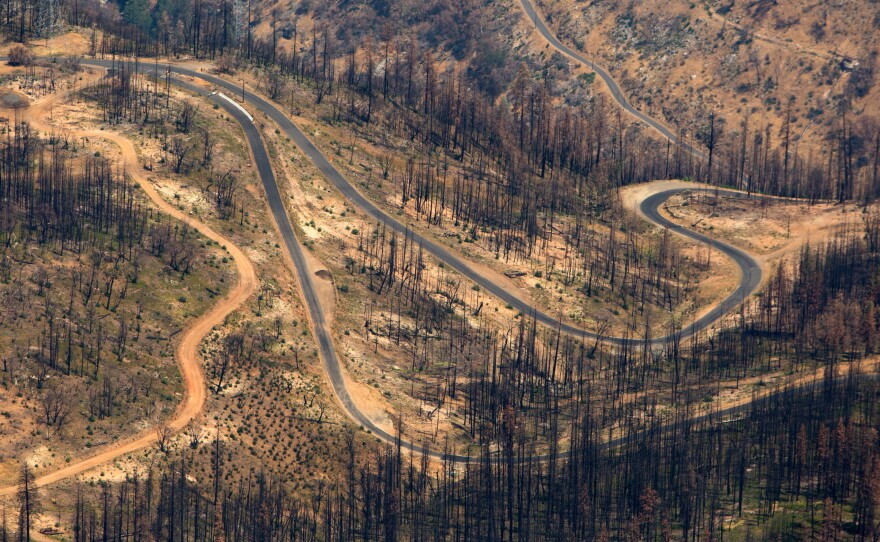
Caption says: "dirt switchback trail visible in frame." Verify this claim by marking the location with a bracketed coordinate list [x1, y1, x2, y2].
[0, 59, 848, 475]
[0, 69, 257, 496]
[98, 62, 747, 346]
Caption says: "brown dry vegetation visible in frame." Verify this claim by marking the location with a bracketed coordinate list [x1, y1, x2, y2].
[0, 0, 879, 537]
[533, 0, 879, 153]
[0, 64, 362, 496]
[0, 67, 234, 484]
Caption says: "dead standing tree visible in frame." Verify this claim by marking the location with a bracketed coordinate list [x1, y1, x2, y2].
[213, 170, 240, 216]
[17, 463, 39, 542]
[168, 135, 192, 174]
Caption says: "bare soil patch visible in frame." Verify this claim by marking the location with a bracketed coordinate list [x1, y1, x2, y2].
[0, 90, 28, 109]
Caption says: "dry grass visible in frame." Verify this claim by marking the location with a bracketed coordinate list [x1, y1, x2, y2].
[0, 69, 236, 486]
[530, 0, 878, 154]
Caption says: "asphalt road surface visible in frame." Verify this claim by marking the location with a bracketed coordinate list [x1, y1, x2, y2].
[71, 59, 763, 461]
[85, 59, 755, 346]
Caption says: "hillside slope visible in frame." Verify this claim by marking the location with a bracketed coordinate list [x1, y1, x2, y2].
[534, 0, 878, 152]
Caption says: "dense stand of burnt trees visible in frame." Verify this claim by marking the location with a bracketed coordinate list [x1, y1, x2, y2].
[4, 3, 880, 539]
[1, 74, 871, 535]
[48, 12, 880, 538]
[0, 124, 204, 429]
[344, 198, 880, 444]
[12, 0, 877, 208]
[9, 371, 876, 541]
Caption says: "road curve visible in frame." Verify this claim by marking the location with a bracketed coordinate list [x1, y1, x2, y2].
[96, 60, 760, 457]
[83, 60, 750, 347]
[0, 67, 258, 496]
[516, 0, 706, 161]
[0, 57, 766, 472]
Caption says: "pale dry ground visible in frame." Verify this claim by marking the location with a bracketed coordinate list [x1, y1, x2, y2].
[698, 355, 880, 416]
[615, 180, 865, 417]
[0, 30, 92, 57]
[0, 67, 257, 497]
[663, 191, 860, 260]
[172, 75, 375, 446]
[526, 0, 876, 155]
[658, 181, 858, 282]
[620, 180, 858, 327]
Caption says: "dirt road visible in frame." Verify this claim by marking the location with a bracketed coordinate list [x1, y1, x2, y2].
[0, 68, 257, 497]
[0, 58, 860, 490]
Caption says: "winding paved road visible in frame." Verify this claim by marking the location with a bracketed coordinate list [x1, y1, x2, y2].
[516, 0, 706, 161]
[86, 60, 761, 458]
[0, 57, 765, 482]
[88, 60, 754, 346]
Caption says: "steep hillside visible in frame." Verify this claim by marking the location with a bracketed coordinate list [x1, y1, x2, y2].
[232, 0, 880, 198]
[244, 0, 546, 99]
[534, 0, 879, 153]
